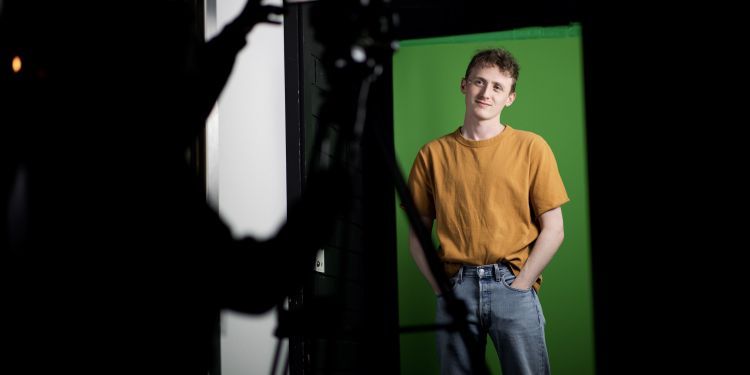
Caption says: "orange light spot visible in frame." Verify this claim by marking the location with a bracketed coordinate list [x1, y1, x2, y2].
[12, 56, 22, 73]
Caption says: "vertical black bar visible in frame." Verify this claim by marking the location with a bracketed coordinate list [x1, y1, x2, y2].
[579, 14, 607, 375]
[189, 0, 207, 196]
[192, 2, 219, 375]
[209, 310, 222, 375]
[285, 4, 303, 201]
[363, 60, 401, 374]
[283, 3, 306, 375]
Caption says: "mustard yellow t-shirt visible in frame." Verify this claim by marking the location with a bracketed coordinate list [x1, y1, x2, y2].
[407, 125, 569, 291]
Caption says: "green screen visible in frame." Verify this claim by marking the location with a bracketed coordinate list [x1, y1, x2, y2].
[393, 24, 594, 375]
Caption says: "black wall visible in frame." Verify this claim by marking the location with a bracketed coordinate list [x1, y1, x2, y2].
[285, 2, 400, 374]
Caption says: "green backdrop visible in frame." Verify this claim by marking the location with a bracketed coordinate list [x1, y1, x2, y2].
[393, 24, 594, 375]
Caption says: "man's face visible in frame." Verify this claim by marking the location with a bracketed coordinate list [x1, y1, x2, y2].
[461, 65, 516, 124]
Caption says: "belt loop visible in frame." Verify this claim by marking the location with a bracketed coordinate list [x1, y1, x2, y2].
[457, 266, 464, 282]
[493, 263, 501, 282]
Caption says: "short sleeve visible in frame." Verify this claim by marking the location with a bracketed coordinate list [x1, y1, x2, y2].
[404, 148, 436, 219]
[529, 137, 570, 217]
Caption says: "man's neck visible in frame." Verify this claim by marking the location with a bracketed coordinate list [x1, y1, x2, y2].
[461, 120, 505, 141]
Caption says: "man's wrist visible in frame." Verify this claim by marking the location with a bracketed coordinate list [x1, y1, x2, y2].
[511, 278, 534, 290]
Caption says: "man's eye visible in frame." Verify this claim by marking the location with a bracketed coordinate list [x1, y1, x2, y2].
[474, 80, 484, 86]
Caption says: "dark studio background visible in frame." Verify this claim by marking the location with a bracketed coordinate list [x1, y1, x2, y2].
[2, 0, 738, 374]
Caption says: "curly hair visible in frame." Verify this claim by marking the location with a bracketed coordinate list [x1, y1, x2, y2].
[464, 48, 520, 93]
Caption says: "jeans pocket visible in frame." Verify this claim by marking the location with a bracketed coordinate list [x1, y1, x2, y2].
[437, 275, 460, 299]
[501, 274, 532, 293]
[448, 274, 460, 290]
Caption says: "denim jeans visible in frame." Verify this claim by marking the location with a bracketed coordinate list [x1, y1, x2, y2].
[435, 263, 550, 375]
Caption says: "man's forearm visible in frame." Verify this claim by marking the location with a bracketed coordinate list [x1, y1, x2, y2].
[514, 225, 564, 290]
[513, 207, 565, 289]
[409, 228, 441, 294]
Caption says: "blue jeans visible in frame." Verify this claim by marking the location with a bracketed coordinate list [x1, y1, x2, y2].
[435, 264, 550, 375]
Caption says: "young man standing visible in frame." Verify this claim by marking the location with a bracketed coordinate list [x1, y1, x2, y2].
[407, 48, 569, 375]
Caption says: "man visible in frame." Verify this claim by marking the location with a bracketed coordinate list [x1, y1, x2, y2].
[407, 48, 569, 375]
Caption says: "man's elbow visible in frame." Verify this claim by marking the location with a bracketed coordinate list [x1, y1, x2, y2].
[545, 225, 564, 243]
[555, 226, 565, 245]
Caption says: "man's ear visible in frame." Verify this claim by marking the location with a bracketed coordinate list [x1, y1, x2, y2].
[506, 91, 516, 107]
[460, 78, 467, 94]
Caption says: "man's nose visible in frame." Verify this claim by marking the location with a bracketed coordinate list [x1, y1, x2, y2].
[478, 85, 490, 97]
